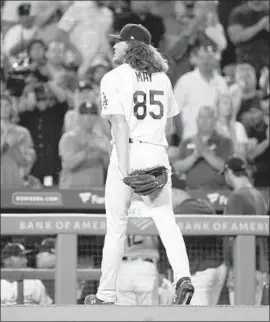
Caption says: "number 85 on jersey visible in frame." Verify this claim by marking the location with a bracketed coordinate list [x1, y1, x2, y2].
[133, 90, 164, 120]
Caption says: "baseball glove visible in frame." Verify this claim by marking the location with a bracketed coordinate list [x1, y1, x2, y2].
[123, 166, 168, 196]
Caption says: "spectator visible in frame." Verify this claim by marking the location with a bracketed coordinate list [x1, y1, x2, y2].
[59, 101, 110, 189]
[248, 97, 269, 187]
[27, 39, 47, 68]
[81, 59, 112, 138]
[195, 1, 227, 59]
[36, 237, 97, 304]
[36, 238, 56, 303]
[32, 1, 66, 46]
[172, 105, 234, 190]
[56, 1, 114, 76]
[130, 1, 165, 49]
[25, 39, 51, 84]
[64, 81, 98, 132]
[36, 238, 56, 269]
[64, 80, 111, 148]
[221, 156, 269, 305]
[232, 63, 264, 137]
[216, 93, 248, 160]
[1, 94, 35, 188]
[18, 73, 69, 186]
[3, 3, 39, 63]
[110, 0, 141, 34]
[46, 40, 78, 103]
[168, 1, 227, 86]
[80, 58, 112, 112]
[227, 0, 269, 79]
[174, 195, 226, 306]
[1, 242, 52, 305]
[173, 45, 228, 141]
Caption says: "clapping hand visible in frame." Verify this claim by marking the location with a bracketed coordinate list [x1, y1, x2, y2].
[258, 16, 269, 31]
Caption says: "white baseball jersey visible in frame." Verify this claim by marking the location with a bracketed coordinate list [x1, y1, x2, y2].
[1, 279, 53, 305]
[100, 63, 179, 147]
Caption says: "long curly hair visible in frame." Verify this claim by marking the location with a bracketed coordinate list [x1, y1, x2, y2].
[124, 40, 169, 74]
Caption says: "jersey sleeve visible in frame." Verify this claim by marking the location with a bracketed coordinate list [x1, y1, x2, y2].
[100, 73, 124, 118]
[167, 78, 180, 119]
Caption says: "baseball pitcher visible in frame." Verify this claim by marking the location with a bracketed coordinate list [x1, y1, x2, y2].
[85, 24, 194, 305]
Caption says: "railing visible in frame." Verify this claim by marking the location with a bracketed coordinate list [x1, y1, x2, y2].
[1, 213, 269, 305]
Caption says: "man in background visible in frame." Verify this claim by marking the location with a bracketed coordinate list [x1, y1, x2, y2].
[1, 242, 52, 305]
[169, 0, 227, 86]
[172, 105, 234, 190]
[3, 3, 38, 62]
[228, 0, 269, 79]
[221, 156, 269, 305]
[173, 45, 227, 142]
[36, 237, 56, 303]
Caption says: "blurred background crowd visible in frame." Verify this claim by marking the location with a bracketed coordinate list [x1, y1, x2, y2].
[0, 0, 269, 307]
[1, 0, 269, 190]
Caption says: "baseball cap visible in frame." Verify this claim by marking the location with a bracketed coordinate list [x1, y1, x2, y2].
[1, 243, 32, 260]
[220, 156, 247, 175]
[40, 238, 55, 254]
[109, 24, 152, 45]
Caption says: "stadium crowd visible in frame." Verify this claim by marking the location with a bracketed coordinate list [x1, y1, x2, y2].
[1, 0, 269, 306]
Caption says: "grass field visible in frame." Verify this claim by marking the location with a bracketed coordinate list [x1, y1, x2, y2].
[1, 305, 269, 321]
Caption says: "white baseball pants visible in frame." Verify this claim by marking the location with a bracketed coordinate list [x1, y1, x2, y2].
[190, 264, 227, 305]
[97, 143, 190, 303]
[115, 259, 159, 305]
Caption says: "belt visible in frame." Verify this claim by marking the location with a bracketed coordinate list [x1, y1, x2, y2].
[122, 256, 154, 263]
[129, 138, 143, 144]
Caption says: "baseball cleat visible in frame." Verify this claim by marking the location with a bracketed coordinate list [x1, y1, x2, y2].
[84, 294, 114, 305]
[173, 277, 194, 305]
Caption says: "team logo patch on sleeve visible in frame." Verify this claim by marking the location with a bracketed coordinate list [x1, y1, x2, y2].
[102, 92, 108, 109]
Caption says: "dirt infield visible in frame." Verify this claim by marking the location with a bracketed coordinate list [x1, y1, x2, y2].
[1, 305, 269, 321]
